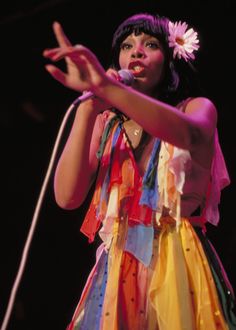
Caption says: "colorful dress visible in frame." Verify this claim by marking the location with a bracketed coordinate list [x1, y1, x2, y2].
[67, 109, 236, 330]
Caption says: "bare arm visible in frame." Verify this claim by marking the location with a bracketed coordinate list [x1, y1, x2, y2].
[94, 81, 217, 151]
[54, 100, 104, 209]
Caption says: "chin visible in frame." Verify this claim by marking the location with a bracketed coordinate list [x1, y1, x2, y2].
[133, 79, 153, 95]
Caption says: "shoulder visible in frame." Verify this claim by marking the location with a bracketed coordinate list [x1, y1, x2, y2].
[186, 97, 217, 168]
[184, 97, 217, 124]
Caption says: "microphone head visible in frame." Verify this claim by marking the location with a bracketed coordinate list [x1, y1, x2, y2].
[118, 69, 134, 86]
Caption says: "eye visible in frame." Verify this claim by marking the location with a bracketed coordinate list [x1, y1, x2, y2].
[146, 41, 160, 49]
[120, 42, 132, 50]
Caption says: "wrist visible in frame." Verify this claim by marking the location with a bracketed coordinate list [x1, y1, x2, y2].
[94, 76, 123, 102]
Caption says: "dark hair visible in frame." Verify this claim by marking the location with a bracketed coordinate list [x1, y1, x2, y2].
[110, 13, 203, 104]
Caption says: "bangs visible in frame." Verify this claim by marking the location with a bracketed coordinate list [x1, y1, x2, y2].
[112, 15, 165, 46]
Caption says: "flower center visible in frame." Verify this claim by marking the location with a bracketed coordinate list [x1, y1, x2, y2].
[175, 37, 185, 45]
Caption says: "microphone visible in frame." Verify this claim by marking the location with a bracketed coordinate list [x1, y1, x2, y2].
[72, 69, 134, 105]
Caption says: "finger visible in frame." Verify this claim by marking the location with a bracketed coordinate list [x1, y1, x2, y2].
[43, 48, 62, 58]
[44, 46, 86, 64]
[43, 46, 76, 62]
[43, 45, 93, 62]
[53, 21, 72, 47]
[45, 64, 67, 85]
[73, 45, 106, 75]
[52, 22, 75, 67]
[73, 45, 100, 64]
[106, 68, 119, 80]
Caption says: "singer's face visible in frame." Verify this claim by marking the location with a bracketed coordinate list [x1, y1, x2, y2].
[119, 32, 165, 95]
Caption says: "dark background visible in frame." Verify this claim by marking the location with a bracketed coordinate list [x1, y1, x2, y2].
[0, 0, 235, 329]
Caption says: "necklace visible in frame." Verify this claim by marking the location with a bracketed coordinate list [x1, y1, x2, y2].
[134, 128, 141, 136]
[123, 120, 143, 149]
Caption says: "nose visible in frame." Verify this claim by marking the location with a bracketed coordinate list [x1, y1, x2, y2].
[131, 46, 145, 59]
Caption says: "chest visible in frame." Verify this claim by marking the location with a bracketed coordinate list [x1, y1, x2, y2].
[123, 120, 156, 176]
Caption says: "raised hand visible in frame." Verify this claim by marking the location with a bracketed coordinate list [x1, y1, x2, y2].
[43, 22, 111, 94]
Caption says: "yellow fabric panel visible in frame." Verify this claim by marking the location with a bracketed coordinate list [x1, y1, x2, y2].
[149, 218, 228, 330]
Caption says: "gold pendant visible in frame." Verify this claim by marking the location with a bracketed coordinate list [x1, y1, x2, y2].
[134, 129, 140, 136]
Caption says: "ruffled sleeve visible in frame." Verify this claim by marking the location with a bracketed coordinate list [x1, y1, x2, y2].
[156, 142, 191, 228]
[204, 130, 230, 226]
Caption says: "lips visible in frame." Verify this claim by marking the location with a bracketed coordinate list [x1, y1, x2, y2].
[128, 61, 146, 76]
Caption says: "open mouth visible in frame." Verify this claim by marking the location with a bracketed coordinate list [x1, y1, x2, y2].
[130, 66, 145, 75]
[128, 62, 146, 76]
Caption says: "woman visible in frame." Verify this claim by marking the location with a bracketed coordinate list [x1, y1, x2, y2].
[43, 13, 236, 330]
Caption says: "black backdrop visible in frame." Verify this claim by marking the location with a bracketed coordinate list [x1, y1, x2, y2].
[0, 0, 235, 329]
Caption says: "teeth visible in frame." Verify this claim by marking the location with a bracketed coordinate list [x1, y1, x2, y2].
[133, 66, 142, 72]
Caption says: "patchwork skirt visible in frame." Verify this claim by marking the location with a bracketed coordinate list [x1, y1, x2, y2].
[67, 217, 236, 330]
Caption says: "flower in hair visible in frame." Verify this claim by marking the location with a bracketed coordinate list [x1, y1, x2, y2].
[168, 21, 199, 61]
